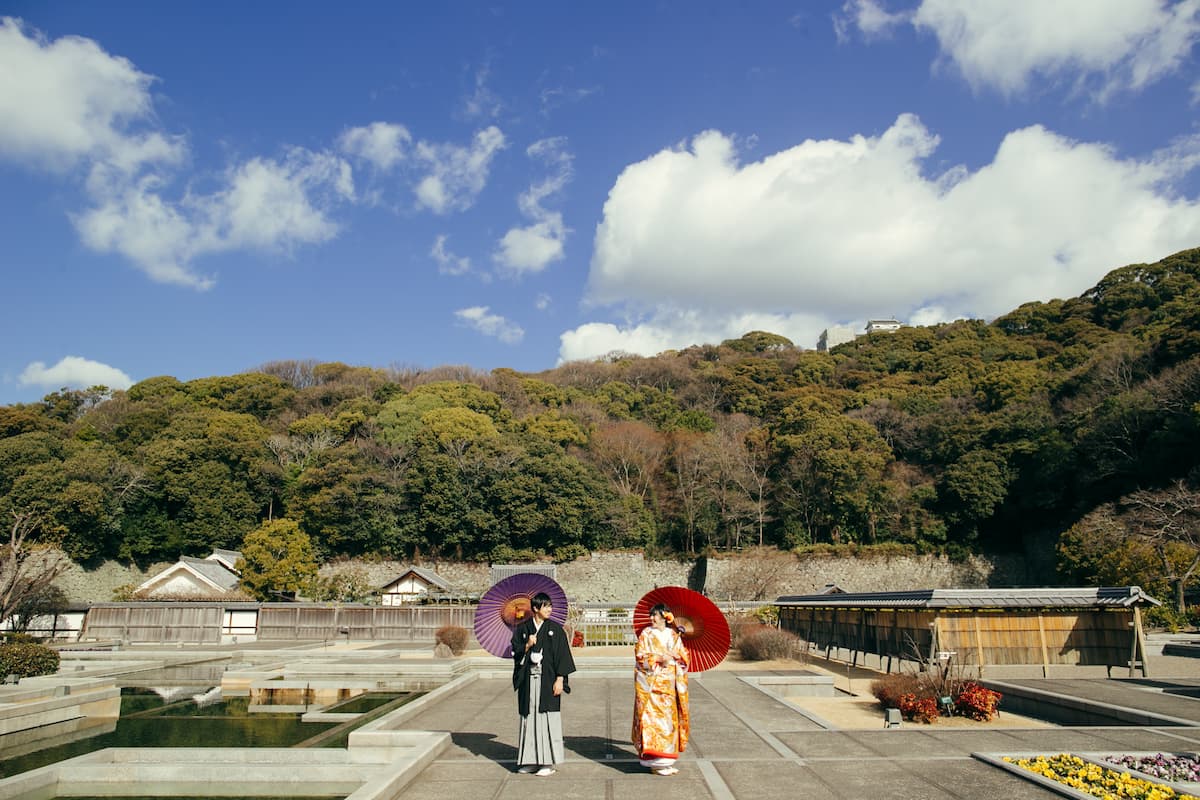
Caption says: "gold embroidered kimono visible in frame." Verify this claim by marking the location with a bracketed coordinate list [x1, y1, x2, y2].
[631, 625, 690, 761]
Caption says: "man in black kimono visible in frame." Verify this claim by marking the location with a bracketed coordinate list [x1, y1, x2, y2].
[511, 591, 575, 776]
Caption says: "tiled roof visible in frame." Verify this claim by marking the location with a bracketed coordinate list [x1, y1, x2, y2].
[179, 556, 242, 591]
[490, 563, 557, 583]
[209, 548, 242, 564]
[775, 586, 1161, 609]
[380, 566, 453, 591]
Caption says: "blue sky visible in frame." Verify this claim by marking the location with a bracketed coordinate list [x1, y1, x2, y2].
[2, 1, 1199, 406]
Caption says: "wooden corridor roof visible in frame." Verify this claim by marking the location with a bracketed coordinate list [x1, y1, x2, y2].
[774, 585, 1161, 609]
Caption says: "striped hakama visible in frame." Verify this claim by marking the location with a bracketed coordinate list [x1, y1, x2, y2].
[516, 664, 564, 766]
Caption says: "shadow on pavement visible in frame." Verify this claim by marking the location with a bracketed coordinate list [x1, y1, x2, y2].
[450, 731, 513, 760]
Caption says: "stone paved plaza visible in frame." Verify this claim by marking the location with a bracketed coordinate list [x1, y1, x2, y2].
[391, 645, 1200, 800]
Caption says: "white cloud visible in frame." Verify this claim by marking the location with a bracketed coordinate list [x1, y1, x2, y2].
[833, 0, 908, 43]
[340, 122, 506, 212]
[455, 306, 524, 344]
[431, 234, 472, 276]
[461, 62, 503, 120]
[535, 293, 552, 311]
[0, 17, 186, 173]
[494, 137, 573, 274]
[337, 122, 410, 171]
[18, 356, 133, 391]
[539, 85, 599, 117]
[559, 308, 828, 363]
[414, 126, 507, 214]
[561, 114, 1200, 360]
[193, 149, 353, 250]
[1, 19, 354, 289]
[75, 148, 354, 289]
[909, 0, 1200, 97]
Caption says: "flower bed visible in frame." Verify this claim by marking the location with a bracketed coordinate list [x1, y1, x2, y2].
[1105, 754, 1200, 785]
[1000, 753, 1200, 799]
[870, 674, 1002, 724]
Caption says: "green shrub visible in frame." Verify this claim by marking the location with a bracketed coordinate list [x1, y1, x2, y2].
[434, 625, 470, 656]
[1145, 604, 1188, 632]
[751, 605, 779, 626]
[737, 627, 800, 661]
[552, 544, 590, 563]
[0, 641, 60, 678]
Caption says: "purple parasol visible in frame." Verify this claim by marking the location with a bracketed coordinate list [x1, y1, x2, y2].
[474, 573, 568, 658]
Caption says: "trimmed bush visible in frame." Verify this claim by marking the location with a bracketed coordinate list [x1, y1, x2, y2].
[870, 672, 1003, 724]
[737, 627, 801, 661]
[0, 641, 60, 678]
[870, 674, 941, 723]
[955, 681, 1002, 721]
[725, 613, 766, 649]
[434, 625, 470, 656]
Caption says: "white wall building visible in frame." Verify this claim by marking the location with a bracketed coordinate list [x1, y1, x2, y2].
[817, 325, 858, 351]
[865, 318, 903, 334]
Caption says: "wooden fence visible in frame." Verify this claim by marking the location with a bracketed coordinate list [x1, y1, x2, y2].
[83, 604, 226, 644]
[79, 600, 766, 648]
[256, 604, 476, 641]
[81, 603, 475, 645]
[778, 606, 1146, 676]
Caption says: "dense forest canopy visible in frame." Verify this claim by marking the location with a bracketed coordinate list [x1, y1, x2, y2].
[2, 249, 1199, 590]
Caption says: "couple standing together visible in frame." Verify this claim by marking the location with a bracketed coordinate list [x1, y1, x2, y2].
[510, 593, 690, 777]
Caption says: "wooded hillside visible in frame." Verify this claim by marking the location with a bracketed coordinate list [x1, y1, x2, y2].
[2, 249, 1198, 590]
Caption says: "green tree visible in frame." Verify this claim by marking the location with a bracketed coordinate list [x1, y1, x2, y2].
[773, 398, 892, 545]
[138, 408, 276, 556]
[237, 519, 318, 601]
[938, 449, 1010, 542]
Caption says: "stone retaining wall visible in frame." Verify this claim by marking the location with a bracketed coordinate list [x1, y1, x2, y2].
[59, 550, 1027, 605]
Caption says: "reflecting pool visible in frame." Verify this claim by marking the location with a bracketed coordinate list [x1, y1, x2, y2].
[0, 688, 339, 778]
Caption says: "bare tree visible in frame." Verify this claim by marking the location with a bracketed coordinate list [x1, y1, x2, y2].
[713, 547, 796, 601]
[1, 511, 69, 628]
[1124, 480, 1200, 612]
[586, 421, 665, 500]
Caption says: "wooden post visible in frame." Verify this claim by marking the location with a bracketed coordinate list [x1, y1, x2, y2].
[854, 614, 866, 666]
[973, 614, 986, 678]
[928, 615, 939, 671]
[1132, 606, 1150, 678]
[1037, 614, 1050, 678]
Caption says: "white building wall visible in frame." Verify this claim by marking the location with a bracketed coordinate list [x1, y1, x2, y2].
[817, 325, 857, 351]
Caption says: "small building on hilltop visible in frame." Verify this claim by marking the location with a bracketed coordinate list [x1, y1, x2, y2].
[864, 318, 903, 334]
[775, 586, 1158, 677]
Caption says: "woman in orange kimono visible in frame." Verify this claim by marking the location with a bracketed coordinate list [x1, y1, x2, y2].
[631, 603, 690, 776]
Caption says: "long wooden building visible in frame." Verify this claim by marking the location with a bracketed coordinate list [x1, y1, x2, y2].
[775, 586, 1159, 677]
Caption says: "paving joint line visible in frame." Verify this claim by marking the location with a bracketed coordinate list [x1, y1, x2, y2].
[696, 759, 736, 800]
[695, 677, 806, 761]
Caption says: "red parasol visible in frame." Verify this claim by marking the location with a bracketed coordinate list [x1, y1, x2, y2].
[474, 573, 568, 659]
[633, 586, 730, 672]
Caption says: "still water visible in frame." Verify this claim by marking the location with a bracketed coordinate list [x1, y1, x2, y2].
[0, 688, 339, 778]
